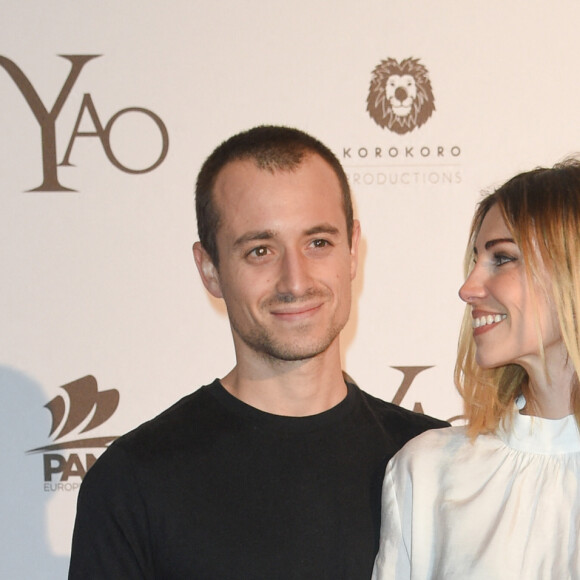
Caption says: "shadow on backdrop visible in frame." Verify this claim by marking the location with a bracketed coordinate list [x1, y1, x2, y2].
[0, 366, 69, 579]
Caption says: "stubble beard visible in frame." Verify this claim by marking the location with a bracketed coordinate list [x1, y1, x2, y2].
[230, 291, 350, 363]
[239, 320, 346, 363]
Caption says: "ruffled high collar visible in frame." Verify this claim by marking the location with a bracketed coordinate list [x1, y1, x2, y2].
[498, 409, 580, 454]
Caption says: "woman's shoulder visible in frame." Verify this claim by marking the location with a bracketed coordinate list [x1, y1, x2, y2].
[403, 423, 467, 449]
[387, 425, 472, 474]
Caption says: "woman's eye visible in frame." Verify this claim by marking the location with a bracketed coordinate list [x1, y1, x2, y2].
[493, 253, 515, 266]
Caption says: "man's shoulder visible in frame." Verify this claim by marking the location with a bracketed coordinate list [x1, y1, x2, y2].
[101, 380, 224, 459]
[80, 380, 225, 488]
[355, 386, 449, 444]
[358, 386, 448, 427]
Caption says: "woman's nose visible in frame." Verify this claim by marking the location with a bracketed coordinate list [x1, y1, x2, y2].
[458, 266, 486, 303]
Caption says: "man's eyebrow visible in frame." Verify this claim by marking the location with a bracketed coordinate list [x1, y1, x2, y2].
[473, 237, 516, 255]
[304, 224, 341, 237]
[233, 230, 276, 248]
[233, 224, 341, 248]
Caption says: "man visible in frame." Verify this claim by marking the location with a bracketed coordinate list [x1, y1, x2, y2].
[69, 125, 447, 579]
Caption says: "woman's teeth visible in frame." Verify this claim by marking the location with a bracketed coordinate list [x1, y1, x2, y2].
[473, 314, 507, 328]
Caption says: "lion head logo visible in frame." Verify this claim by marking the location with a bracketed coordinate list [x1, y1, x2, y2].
[367, 57, 435, 134]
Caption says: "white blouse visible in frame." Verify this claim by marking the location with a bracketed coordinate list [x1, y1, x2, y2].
[372, 411, 580, 579]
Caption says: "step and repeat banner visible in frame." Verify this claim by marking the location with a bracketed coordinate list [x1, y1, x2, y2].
[2, 1, 580, 577]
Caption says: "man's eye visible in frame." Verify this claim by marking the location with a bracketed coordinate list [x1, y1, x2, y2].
[312, 239, 330, 248]
[249, 246, 269, 258]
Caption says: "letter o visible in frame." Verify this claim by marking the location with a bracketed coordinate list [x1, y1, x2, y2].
[103, 107, 169, 174]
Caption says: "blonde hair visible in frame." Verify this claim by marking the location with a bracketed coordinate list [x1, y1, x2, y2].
[455, 158, 580, 437]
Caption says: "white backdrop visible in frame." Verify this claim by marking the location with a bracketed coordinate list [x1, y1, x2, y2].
[2, 1, 580, 577]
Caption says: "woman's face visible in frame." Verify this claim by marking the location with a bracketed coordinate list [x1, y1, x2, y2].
[458, 204, 562, 371]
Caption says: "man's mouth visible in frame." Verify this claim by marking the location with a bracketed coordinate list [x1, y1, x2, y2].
[271, 303, 322, 320]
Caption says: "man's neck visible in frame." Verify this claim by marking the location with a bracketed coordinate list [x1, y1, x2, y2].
[220, 349, 348, 417]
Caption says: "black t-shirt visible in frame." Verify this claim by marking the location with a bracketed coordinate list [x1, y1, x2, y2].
[69, 380, 447, 579]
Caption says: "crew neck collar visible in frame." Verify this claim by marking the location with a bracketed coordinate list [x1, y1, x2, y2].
[208, 379, 357, 434]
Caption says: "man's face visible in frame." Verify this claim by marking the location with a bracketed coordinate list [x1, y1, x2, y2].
[196, 154, 359, 364]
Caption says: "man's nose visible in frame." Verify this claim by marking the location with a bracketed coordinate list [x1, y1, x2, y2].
[275, 249, 313, 297]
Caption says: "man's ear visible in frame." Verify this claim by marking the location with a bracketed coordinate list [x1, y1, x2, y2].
[350, 219, 361, 281]
[193, 242, 223, 298]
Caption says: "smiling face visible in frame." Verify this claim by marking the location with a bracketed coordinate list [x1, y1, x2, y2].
[194, 154, 359, 364]
[458, 204, 562, 372]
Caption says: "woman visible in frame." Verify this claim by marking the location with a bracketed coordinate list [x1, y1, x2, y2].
[372, 160, 580, 579]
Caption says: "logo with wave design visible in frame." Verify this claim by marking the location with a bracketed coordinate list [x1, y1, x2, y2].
[27, 375, 119, 454]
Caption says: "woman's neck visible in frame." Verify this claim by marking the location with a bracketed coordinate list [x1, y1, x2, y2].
[522, 354, 576, 418]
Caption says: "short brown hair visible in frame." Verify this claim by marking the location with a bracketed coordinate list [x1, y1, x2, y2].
[195, 125, 353, 267]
